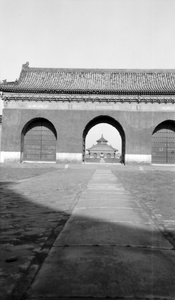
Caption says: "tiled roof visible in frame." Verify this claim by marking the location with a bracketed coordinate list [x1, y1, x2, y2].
[1, 63, 175, 95]
[87, 143, 117, 152]
[97, 134, 108, 144]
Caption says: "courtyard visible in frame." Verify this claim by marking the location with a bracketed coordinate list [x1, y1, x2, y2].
[0, 163, 175, 299]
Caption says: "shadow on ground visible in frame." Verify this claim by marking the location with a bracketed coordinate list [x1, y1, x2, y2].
[0, 166, 175, 299]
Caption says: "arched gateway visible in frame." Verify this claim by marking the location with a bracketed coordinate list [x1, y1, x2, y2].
[152, 120, 175, 164]
[0, 63, 175, 164]
[21, 118, 57, 162]
[83, 116, 125, 163]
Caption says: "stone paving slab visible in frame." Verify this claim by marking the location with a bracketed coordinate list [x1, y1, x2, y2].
[54, 219, 172, 248]
[87, 185, 125, 190]
[80, 192, 132, 199]
[27, 246, 175, 299]
[71, 207, 153, 224]
[89, 177, 117, 181]
[76, 197, 141, 208]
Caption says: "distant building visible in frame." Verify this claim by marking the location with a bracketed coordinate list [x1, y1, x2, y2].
[86, 135, 117, 159]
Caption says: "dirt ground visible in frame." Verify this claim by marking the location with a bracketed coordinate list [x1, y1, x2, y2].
[0, 163, 175, 300]
[112, 166, 175, 241]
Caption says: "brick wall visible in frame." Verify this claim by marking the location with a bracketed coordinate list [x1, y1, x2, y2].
[1, 105, 175, 163]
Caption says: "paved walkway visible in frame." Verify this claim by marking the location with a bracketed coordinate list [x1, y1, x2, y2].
[27, 169, 175, 299]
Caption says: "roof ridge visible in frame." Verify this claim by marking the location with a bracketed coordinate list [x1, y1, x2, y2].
[22, 65, 175, 73]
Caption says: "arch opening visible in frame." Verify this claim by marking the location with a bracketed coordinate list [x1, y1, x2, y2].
[21, 118, 57, 162]
[152, 120, 175, 164]
[83, 116, 125, 164]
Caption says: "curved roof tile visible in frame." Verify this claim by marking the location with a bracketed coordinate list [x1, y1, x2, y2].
[1, 63, 175, 94]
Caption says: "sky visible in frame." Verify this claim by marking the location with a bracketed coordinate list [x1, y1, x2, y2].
[1, 0, 175, 147]
[86, 123, 121, 151]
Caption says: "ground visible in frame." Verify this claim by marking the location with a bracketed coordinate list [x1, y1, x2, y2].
[0, 163, 175, 299]
[113, 165, 175, 242]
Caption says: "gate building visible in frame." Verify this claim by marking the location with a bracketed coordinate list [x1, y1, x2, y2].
[0, 62, 175, 164]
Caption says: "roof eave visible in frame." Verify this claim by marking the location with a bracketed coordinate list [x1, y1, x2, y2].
[1, 86, 175, 96]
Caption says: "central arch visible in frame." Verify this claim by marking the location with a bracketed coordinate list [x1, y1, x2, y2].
[82, 115, 125, 163]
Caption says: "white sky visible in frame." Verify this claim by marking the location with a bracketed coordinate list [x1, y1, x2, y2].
[86, 124, 121, 151]
[1, 0, 175, 146]
[1, 0, 175, 81]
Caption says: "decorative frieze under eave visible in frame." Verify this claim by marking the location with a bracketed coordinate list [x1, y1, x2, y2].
[2, 92, 175, 104]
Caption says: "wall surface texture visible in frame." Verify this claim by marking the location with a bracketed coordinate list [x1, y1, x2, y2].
[1, 96, 175, 164]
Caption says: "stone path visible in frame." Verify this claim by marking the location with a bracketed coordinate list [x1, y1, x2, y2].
[27, 169, 175, 299]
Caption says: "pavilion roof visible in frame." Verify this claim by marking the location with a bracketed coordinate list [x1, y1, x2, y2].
[96, 134, 108, 144]
[1, 63, 175, 95]
[87, 143, 117, 152]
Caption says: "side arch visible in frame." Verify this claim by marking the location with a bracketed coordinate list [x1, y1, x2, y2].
[82, 115, 126, 163]
[152, 120, 175, 164]
[21, 118, 57, 162]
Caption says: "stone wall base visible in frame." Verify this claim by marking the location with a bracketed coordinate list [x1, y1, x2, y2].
[0, 152, 83, 163]
[1, 152, 153, 164]
[125, 154, 151, 164]
[0, 151, 21, 163]
[56, 153, 82, 162]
